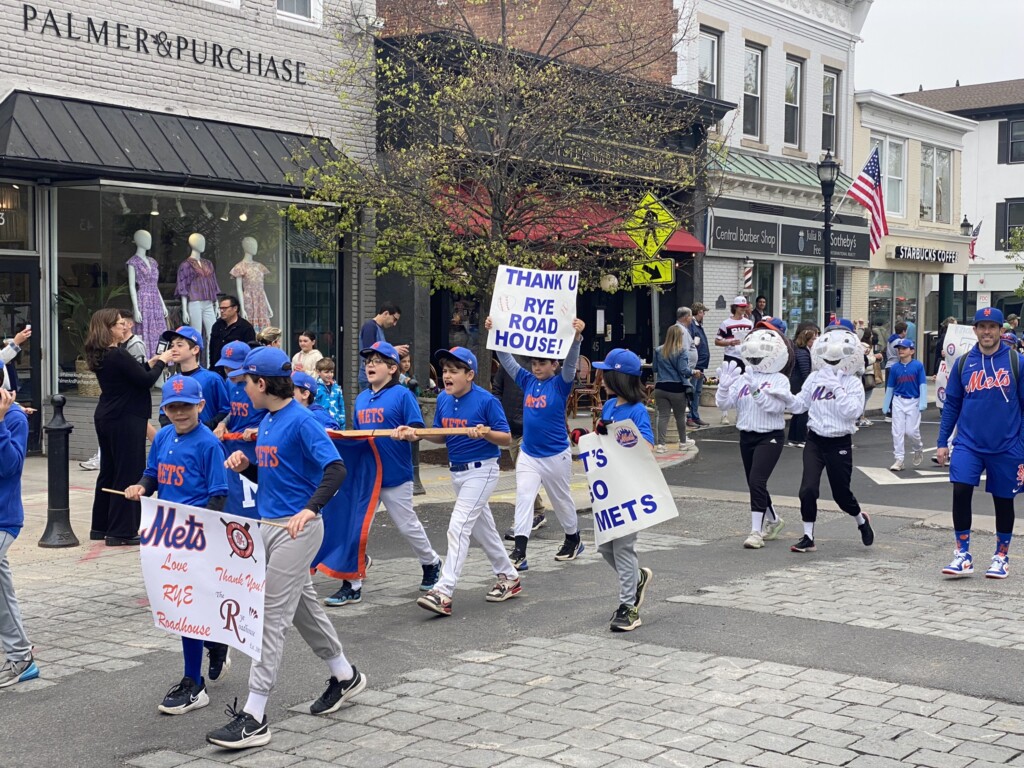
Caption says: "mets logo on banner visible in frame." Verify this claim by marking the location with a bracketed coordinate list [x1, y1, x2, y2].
[221, 519, 257, 563]
[614, 427, 639, 448]
[172, 378, 185, 393]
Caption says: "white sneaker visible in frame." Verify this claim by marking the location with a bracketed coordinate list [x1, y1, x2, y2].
[743, 531, 764, 549]
[79, 450, 101, 471]
[656, 444, 668, 454]
[912, 450, 924, 467]
[889, 460, 904, 472]
[761, 516, 785, 541]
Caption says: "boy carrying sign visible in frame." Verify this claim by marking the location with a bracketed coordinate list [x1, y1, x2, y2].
[125, 375, 231, 714]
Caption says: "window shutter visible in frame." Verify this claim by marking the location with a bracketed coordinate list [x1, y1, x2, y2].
[998, 121, 1009, 165]
[995, 202, 1007, 250]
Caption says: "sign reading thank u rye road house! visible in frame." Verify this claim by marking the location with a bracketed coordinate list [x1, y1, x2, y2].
[487, 265, 579, 359]
[139, 498, 266, 660]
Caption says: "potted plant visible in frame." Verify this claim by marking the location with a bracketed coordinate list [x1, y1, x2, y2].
[700, 375, 719, 409]
[57, 284, 129, 397]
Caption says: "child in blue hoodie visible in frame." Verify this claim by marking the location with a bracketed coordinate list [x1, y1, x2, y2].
[0, 388, 39, 688]
[937, 307, 1024, 580]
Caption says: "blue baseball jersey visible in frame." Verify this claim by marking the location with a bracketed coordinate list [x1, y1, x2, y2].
[355, 382, 425, 487]
[516, 369, 572, 458]
[253, 400, 341, 519]
[601, 399, 655, 446]
[225, 380, 266, 433]
[308, 403, 340, 430]
[886, 359, 926, 399]
[143, 423, 228, 506]
[161, 367, 229, 422]
[433, 383, 510, 463]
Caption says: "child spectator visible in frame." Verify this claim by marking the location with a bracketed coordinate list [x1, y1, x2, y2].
[292, 372, 339, 429]
[314, 358, 346, 428]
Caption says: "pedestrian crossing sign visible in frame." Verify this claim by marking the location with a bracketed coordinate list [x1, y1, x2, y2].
[624, 193, 678, 258]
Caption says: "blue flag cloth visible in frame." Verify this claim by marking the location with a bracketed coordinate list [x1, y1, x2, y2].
[221, 438, 260, 520]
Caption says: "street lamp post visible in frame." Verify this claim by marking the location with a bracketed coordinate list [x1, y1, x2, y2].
[817, 151, 841, 326]
[960, 216, 973, 324]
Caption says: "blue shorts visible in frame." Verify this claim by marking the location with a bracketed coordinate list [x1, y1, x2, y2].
[949, 447, 1024, 498]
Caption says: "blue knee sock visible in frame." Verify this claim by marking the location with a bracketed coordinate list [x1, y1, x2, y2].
[182, 637, 204, 684]
[955, 529, 971, 553]
[996, 532, 1012, 557]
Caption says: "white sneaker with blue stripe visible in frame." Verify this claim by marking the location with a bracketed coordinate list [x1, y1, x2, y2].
[0, 657, 39, 688]
[986, 555, 1009, 580]
[942, 550, 973, 577]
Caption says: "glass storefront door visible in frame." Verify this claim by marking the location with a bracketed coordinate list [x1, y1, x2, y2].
[0, 258, 41, 451]
[781, 263, 821, 332]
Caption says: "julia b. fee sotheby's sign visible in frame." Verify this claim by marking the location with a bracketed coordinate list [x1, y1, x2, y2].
[139, 498, 266, 660]
[487, 266, 579, 359]
[577, 420, 679, 546]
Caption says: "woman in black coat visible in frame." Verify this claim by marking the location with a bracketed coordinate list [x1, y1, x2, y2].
[787, 326, 818, 446]
[86, 308, 173, 545]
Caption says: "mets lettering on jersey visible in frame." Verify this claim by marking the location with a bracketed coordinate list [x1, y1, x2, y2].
[811, 386, 836, 401]
[357, 408, 385, 425]
[576, 419, 678, 546]
[965, 368, 1010, 393]
[487, 264, 579, 359]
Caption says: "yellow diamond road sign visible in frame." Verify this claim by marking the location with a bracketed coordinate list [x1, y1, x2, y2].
[624, 193, 679, 258]
[631, 258, 675, 286]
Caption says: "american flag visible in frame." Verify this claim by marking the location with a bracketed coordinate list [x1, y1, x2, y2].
[847, 148, 889, 255]
[969, 219, 982, 260]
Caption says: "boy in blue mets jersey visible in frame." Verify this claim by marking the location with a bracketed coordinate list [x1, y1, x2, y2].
[160, 326, 229, 431]
[485, 316, 586, 571]
[213, 341, 265, 518]
[325, 341, 441, 607]
[125, 375, 231, 715]
[211, 346, 364, 750]
[396, 346, 519, 617]
[938, 307, 1024, 580]
[292, 372, 340, 429]
[883, 338, 927, 472]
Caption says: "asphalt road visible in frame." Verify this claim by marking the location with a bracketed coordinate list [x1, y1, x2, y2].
[664, 407, 962, 515]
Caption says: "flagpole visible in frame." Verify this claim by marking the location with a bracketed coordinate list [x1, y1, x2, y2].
[829, 182, 851, 224]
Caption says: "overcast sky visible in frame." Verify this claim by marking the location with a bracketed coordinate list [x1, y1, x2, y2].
[855, 0, 1022, 95]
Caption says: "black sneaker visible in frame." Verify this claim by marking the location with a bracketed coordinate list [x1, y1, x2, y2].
[609, 603, 641, 632]
[510, 549, 529, 572]
[790, 535, 816, 553]
[504, 527, 516, 542]
[310, 668, 367, 715]
[634, 567, 653, 608]
[206, 699, 271, 749]
[158, 676, 209, 715]
[531, 512, 547, 531]
[858, 512, 874, 546]
[554, 536, 584, 561]
[207, 643, 231, 685]
[420, 559, 442, 591]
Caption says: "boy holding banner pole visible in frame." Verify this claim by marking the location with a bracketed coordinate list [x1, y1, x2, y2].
[485, 315, 586, 571]
[211, 346, 365, 750]
[592, 349, 656, 632]
[125, 375, 231, 714]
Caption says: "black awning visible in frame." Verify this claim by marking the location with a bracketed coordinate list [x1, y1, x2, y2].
[0, 90, 337, 195]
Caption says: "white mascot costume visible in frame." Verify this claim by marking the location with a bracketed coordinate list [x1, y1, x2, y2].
[715, 326, 796, 549]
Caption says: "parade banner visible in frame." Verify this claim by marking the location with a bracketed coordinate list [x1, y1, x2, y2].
[577, 420, 678, 546]
[936, 325, 978, 409]
[139, 497, 266, 660]
[487, 265, 579, 359]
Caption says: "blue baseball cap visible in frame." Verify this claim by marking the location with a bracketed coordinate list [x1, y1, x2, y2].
[161, 375, 204, 406]
[291, 371, 318, 394]
[826, 318, 856, 332]
[161, 325, 204, 350]
[593, 348, 642, 376]
[975, 307, 1004, 326]
[361, 340, 401, 366]
[435, 346, 478, 374]
[216, 341, 252, 370]
[894, 338, 915, 349]
[228, 346, 292, 378]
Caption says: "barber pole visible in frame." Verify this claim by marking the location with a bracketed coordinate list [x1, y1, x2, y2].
[742, 260, 753, 293]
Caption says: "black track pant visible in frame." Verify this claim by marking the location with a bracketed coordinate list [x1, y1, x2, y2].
[952, 484, 1015, 534]
[739, 429, 784, 512]
[798, 431, 861, 523]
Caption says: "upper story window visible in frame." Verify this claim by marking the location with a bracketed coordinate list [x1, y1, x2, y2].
[1007, 201, 1024, 243]
[822, 70, 838, 152]
[277, 0, 320, 24]
[1012, 121, 1024, 163]
[784, 58, 802, 147]
[870, 135, 905, 218]
[743, 46, 763, 140]
[920, 145, 952, 224]
[697, 30, 720, 100]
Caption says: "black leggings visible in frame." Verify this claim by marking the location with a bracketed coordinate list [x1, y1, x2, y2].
[739, 429, 784, 512]
[952, 483, 1015, 534]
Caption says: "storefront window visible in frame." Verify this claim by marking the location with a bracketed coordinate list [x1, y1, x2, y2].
[781, 264, 820, 332]
[287, 221, 337, 361]
[0, 183, 34, 251]
[869, 270, 893, 348]
[55, 187, 299, 394]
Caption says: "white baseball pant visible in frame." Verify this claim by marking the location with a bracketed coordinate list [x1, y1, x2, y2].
[436, 459, 516, 598]
[350, 482, 439, 590]
[891, 396, 923, 462]
[513, 448, 578, 538]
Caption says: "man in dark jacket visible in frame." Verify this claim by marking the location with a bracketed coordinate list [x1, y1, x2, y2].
[687, 302, 711, 427]
[209, 295, 256, 376]
[492, 359, 546, 537]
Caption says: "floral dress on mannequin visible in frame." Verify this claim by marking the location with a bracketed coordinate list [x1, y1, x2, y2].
[230, 260, 273, 331]
[127, 253, 167, 357]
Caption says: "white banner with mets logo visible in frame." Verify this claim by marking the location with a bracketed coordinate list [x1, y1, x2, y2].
[138, 497, 266, 660]
[577, 419, 679, 546]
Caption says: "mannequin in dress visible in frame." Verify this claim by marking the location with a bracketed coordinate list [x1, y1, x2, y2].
[230, 236, 273, 332]
[126, 230, 169, 358]
[175, 233, 220, 364]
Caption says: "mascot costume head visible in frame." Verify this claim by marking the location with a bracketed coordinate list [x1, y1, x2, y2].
[741, 323, 795, 376]
[812, 321, 865, 376]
